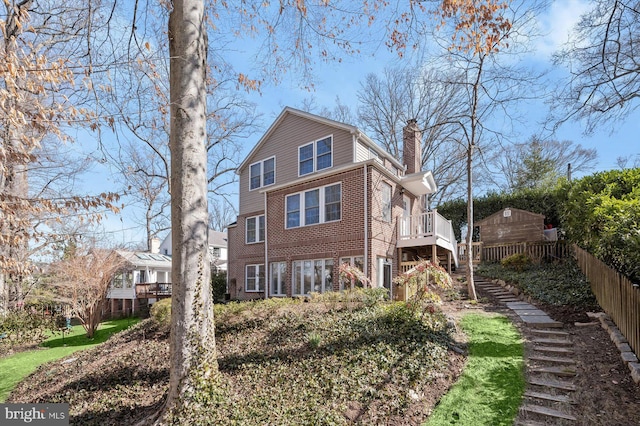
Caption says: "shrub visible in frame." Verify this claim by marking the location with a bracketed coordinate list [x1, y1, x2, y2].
[500, 253, 532, 272]
[150, 298, 171, 326]
[0, 309, 53, 347]
[211, 271, 227, 302]
[558, 168, 640, 282]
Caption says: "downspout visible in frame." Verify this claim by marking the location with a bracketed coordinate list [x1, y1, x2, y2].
[264, 191, 268, 300]
[363, 161, 369, 282]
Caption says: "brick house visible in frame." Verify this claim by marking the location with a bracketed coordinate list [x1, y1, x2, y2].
[227, 107, 458, 300]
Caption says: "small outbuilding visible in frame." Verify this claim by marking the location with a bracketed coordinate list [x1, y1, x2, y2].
[476, 207, 545, 244]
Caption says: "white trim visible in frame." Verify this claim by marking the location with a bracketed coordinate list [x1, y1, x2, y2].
[291, 258, 334, 296]
[285, 182, 341, 229]
[363, 163, 368, 280]
[269, 261, 287, 296]
[245, 215, 265, 244]
[264, 193, 269, 299]
[245, 264, 265, 292]
[249, 156, 276, 191]
[298, 134, 333, 177]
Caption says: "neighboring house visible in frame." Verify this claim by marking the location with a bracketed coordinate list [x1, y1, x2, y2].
[158, 229, 228, 272]
[106, 249, 172, 318]
[227, 107, 458, 301]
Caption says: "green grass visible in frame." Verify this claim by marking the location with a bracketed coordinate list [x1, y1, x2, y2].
[425, 313, 525, 426]
[0, 317, 138, 402]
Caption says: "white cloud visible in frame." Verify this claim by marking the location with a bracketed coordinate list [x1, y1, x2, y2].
[535, 0, 591, 58]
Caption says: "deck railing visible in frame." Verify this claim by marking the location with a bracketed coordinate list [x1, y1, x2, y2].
[398, 210, 458, 269]
[574, 245, 639, 358]
[398, 210, 456, 244]
[136, 282, 172, 298]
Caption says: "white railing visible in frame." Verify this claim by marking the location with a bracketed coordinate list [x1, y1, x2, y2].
[398, 210, 458, 268]
[399, 210, 453, 243]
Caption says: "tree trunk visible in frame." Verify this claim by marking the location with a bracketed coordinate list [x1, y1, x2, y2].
[159, 0, 217, 421]
[465, 144, 477, 300]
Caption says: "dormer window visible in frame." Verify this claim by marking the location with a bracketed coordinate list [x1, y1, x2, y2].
[250, 157, 275, 190]
[299, 136, 332, 176]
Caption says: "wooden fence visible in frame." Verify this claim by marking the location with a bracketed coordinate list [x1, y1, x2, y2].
[574, 245, 639, 358]
[458, 240, 570, 264]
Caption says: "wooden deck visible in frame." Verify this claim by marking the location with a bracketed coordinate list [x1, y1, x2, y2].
[136, 282, 172, 298]
[397, 210, 458, 268]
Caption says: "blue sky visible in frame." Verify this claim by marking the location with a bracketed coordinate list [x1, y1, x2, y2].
[83, 0, 639, 246]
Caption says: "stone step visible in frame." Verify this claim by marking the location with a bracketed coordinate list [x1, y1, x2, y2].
[521, 404, 577, 421]
[528, 376, 576, 391]
[528, 354, 576, 365]
[524, 390, 573, 404]
[531, 337, 572, 346]
[530, 365, 577, 377]
[530, 329, 570, 337]
[534, 346, 574, 355]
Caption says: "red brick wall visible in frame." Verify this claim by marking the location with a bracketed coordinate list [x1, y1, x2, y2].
[266, 167, 366, 296]
[227, 209, 266, 301]
[228, 163, 422, 300]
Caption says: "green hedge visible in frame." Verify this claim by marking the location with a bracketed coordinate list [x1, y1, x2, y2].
[557, 168, 640, 283]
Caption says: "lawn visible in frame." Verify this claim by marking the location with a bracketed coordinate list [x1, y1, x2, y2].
[0, 317, 138, 402]
[425, 313, 526, 426]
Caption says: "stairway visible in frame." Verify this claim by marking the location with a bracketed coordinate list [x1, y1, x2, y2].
[474, 278, 578, 425]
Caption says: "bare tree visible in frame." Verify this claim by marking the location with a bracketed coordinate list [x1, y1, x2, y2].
[616, 154, 640, 170]
[49, 248, 125, 338]
[209, 198, 237, 232]
[113, 142, 171, 251]
[431, 0, 548, 299]
[553, 0, 640, 133]
[357, 65, 470, 205]
[493, 136, 598, 192]
[0, 1, 119, 312]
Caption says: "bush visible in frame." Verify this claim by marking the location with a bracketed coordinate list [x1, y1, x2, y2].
[0, 310, 53, 347]
[500, 253, 532, 272]
[558, 168, 640, 282]
[150, 298, 171, 326]
[211, 271, 227, 302]
[477, 258, 598, 309]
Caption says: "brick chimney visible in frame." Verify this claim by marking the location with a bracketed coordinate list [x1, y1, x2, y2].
[403, 119, 422, 174]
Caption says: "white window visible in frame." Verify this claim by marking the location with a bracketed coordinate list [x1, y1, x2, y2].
[249, 157, 275, 190]
[292, 258, 333, 295]
[270, 262, 286, 296]
[285, 183, 341, 229]
[245, 264, 265, 292]
[299, 136, 332, 176]
[339, 256, 365, 290]
[381, 182, 392, 222]
[246, 215, 265, 244]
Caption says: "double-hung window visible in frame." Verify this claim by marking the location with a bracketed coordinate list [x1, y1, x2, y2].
[285, 183, 341, 228]
[249, 157, 275, 190]
[246, 215, 265, 244]
[246, 264, 265, 292]
[299, 136, 332, 176]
